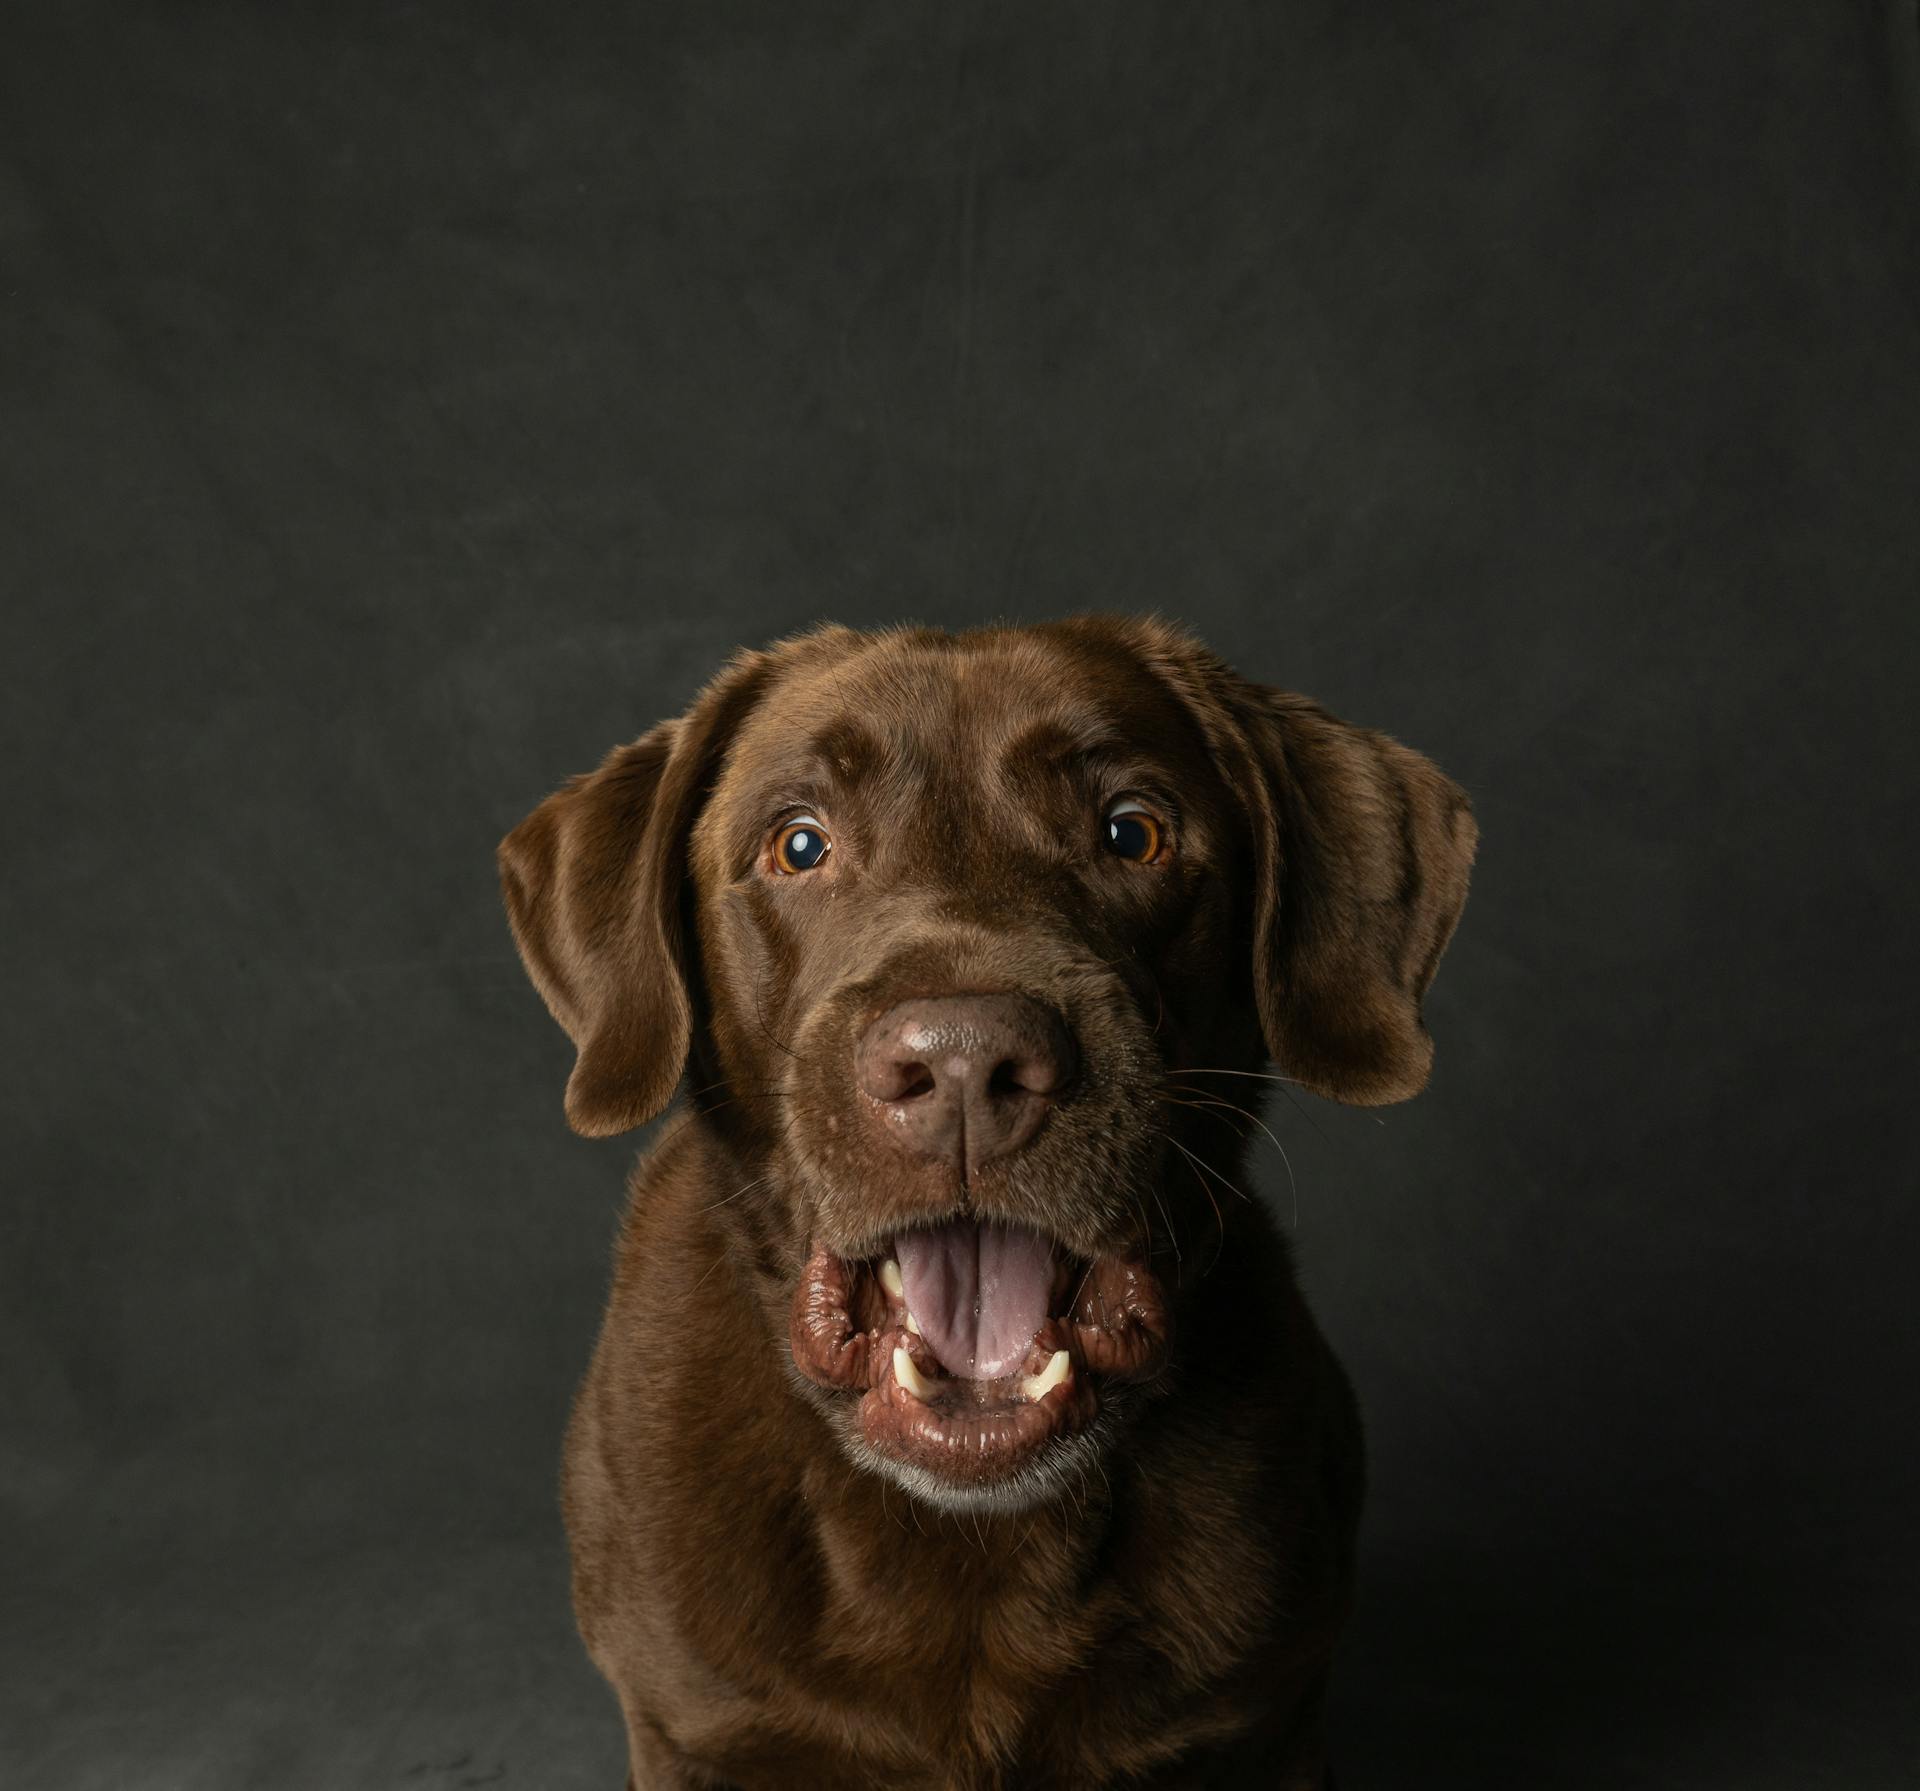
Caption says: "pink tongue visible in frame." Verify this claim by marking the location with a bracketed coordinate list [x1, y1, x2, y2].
[893, 1220, 1055, 1380]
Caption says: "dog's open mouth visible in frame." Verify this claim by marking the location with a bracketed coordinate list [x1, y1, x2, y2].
[790, 1219, 1170, 1486]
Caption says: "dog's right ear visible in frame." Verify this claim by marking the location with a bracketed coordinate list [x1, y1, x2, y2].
[497, 654, 771, 1137]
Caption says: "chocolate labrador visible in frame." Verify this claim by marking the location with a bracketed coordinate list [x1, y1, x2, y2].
[498, 616, 1475, 1789]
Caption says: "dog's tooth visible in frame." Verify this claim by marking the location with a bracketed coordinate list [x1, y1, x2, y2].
[880, 1258, 921, 1332]
[1019, 1349, 1072, 1403]
[893, 1346, 936, 1402]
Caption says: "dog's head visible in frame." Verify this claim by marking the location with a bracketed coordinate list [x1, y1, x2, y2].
[500, 619, 1475, 1511]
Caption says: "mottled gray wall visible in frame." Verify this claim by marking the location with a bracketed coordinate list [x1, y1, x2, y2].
[6, 4, 1918, 1786]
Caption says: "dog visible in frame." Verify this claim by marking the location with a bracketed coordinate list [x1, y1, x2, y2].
[498, 616, 1476, 1789]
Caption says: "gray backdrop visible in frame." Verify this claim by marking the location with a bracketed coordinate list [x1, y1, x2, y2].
[6, 3, 1918, 1787]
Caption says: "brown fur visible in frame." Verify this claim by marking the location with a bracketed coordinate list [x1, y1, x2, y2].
[499, 617, 1476, 1789]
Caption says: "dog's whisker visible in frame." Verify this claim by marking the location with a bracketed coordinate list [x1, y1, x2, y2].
[680, 1073, 736, 1102]
[1167, 1094, 1294, 1191]
[704, 1172, 775, 1214]
[1168, 1069, 1336, 1152]
[748, 972, 815, 1067]
[1266, 1079, 1337, 1150]
[1171, 1137, 1282, 1245]
[1168, 1066, 1313, 1087]
[1148, 1181, 1183, 1275]
[684, 1076, 790, 1103]
[1172, 1147, 1226, 1266]
[1164, 1090, 1301, 1227]
[687, 1093, 792, 1126]
[1165, 1135, 1250, 1206]
[1090, 1451, 1113, 1511]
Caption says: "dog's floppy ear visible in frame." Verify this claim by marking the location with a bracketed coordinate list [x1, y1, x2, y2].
[1089, 615, 1475, 1106]
[498, 653, 772, 1137]
[1236, 689, 1477, 1106]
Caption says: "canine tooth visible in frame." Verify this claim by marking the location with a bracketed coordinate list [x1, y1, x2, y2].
[893, 1346, 936, 1401]
[1020, 1349, 1071, 1402]
[879, 1259, 905, 1300]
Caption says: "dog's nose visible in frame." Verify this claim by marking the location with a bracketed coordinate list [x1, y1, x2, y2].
[855, 995, 1077, 1177]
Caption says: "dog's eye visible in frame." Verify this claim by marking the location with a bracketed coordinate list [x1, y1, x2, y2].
[1103, 800, 1165, 864]
[773, 816, 832, 874]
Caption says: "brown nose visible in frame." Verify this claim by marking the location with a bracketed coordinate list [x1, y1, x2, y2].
[855, 995, 1077, 1177]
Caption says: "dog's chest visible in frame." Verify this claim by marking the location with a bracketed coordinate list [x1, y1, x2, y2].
[788, 1492, 1242, 1788]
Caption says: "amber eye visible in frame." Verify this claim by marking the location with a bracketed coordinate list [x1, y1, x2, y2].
[773, 815, 832, 874]
[1103, 801, 1165, 864]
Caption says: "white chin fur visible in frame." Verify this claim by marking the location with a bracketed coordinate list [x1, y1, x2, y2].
[845, 1409, 1118, 1517]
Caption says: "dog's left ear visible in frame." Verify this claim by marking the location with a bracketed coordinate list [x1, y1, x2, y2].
[1237, 689, 1478, 1105]
[1062, 614, 1477, 1106]
[497, 651, 773, 1137]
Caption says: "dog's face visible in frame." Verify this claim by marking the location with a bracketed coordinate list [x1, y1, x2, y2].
[501, 618, 1475, 1511]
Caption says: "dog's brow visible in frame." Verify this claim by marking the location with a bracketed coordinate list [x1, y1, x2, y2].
[998, 717, 1131, 779]
[804, 717, 888, 789]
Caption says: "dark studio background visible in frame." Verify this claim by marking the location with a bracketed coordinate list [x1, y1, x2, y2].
[6, 3, 1919, 1787]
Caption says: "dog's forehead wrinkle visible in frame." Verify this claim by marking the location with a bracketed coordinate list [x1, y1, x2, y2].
[798, 634, 1138, 770]
[797, 714, 888, 792]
